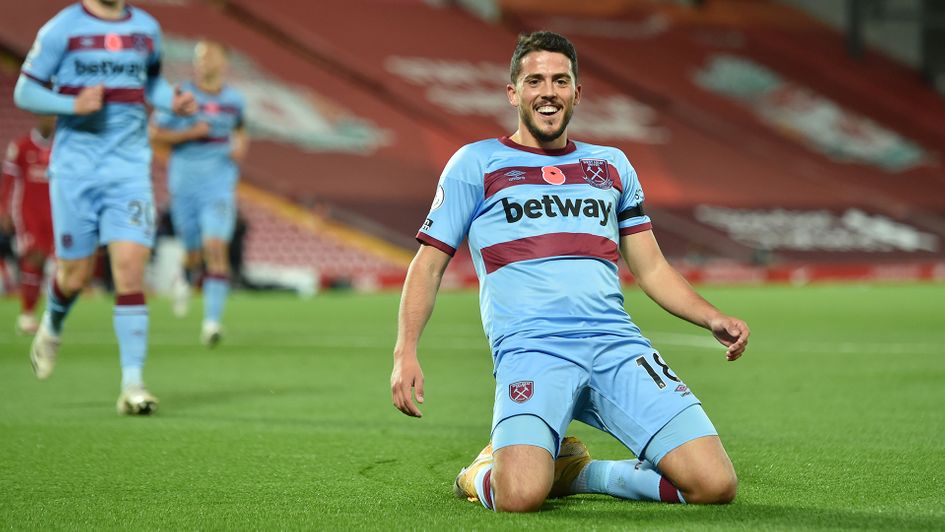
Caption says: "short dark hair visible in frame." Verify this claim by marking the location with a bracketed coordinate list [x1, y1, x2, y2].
[509, 31, 578, 84]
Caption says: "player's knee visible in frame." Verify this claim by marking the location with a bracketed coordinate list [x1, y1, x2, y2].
[706, 472, 737, 504]
[57, 274, 86, 295]
[493, 482, 547, 513]
[185, 251, 202, 269]
[110, 251, 148, 287]
[203, 243, 229, 274]
[56, 264, 92, 294]
[686, 471, 737, 504]
[492, 467, 550, 513]
[112, 262, 145, 287]
[206, 257, 229, 276]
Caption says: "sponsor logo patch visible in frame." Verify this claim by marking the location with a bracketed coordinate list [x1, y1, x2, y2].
[421, 218, 433, 231]
[580, 159, 613, 190]
[430, 185, 445, 211]
[24, 40, 42, 70]
[61, 234, 73, 249]
[501, 195, 613, 226]
[509, 381, 534, 403]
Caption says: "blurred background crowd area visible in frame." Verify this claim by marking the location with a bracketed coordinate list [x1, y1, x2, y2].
[1, 0, 943, 293]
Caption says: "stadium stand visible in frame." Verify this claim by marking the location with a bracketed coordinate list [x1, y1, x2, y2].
[217, 0, 945, 279]
[1, 0, 943, 286]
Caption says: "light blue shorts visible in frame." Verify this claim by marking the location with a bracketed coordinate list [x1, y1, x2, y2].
[641, 404, 717, 465]
[493, 404, 717, 465]
[50, 176, 156, 259]
[170, 188, 237, 251]
[491, 335, 702, 459]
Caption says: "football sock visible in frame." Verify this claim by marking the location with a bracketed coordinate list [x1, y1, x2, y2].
[18, 259, 43, 314]
[203, 274, 229, 324]
[114, 293, 148, 389]
[474, 464, 497, 511]
[44, 278, 78, 335]
[572, 459, 685, 503]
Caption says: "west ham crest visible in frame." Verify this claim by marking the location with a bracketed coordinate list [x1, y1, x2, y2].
[132, 33, 149, 52]
[509, 381, 534, 403]
[580, 159, 613, 190]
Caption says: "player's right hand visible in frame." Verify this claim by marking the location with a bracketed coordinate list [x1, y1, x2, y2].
[708, 314, 750, 361]
[172, 87, 198, 116]
[390, 353, 425, 418]
[74, 85, 104, 115]
[190, 121, 211, 140]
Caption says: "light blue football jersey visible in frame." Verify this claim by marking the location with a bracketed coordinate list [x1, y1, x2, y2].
[21, 3, 163, 181]
[152, 80, 245, 195]
[417, 137, 653, 350]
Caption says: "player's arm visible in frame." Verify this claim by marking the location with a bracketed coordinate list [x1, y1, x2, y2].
[145, 76, 197, 116]
[14, 77, 103, 116]
[619, 231, 750, 360]
[149, 121, 210, 145]
[230, 126, 249, 164]
[391, 244, 452, 418]
[144, 27, 196, 116]
[230, 98, 250, 163]
[15, 18, 102, 116]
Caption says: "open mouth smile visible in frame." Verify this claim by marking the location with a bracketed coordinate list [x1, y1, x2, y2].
[536, 104, 561, 117]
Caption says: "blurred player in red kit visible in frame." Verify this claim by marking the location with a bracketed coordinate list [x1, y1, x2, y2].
[0, 115, 55, 335]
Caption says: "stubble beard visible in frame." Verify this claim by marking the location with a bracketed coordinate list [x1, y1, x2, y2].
[520, 102, 574, 144]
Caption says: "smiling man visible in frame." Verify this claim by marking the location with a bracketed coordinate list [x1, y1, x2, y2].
[390, 31, 750, 512]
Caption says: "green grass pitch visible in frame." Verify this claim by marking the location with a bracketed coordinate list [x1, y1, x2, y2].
[1, 283, 943, 530]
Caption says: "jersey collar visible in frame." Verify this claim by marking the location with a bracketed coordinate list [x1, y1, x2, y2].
[81, 2, 133, 22]
[498, 136, 577, 156]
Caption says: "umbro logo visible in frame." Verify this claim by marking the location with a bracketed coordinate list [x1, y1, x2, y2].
[505, 170, 526, 182]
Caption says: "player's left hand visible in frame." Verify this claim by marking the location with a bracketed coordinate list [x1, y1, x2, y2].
[171, 87, 198, 116]
[708, 315, 750, 361]
[230, 137, 248, 163]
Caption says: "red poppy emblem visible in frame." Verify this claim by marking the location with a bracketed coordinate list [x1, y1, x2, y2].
[105, 34, 123, 52]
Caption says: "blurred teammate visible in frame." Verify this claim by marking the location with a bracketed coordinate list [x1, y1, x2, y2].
[150, 40, 248, 347]
[390, 32, 750, 512]
[14, 0, 197, 414]
[0, 116, 55, 335]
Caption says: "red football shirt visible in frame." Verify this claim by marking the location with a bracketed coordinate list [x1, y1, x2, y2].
[1, 129, 53, 253]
